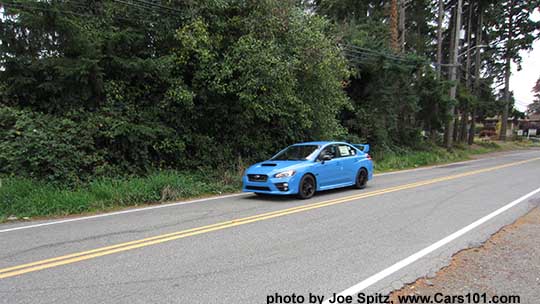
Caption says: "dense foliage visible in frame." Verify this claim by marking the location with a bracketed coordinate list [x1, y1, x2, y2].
[1, 1, 350, 183]
[0, 0, 538, 184]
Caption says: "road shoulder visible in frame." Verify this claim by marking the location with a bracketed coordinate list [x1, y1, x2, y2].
[390, 205, 540, 304]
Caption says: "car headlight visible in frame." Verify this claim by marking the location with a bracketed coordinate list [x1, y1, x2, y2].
[274, 170, 296, 178]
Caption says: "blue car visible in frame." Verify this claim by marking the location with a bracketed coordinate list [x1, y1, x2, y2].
[242, 141, 373, 199]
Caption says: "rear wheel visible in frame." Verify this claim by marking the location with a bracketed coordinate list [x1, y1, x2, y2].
[354, 168, 368, 189]
[297, 175, 316, 199]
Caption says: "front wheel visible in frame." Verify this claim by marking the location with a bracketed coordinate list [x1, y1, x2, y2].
[297, 175, 316, 199]
[354, 168, 368, 189]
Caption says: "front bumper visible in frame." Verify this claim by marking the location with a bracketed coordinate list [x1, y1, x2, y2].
[242, 174, 299, 195]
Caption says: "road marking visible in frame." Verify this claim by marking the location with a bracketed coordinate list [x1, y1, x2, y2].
[0, 157, 539, 279]
[0, 193, 250, 234]
[1, 150, 536, 234]
[323, 186, 540, 303]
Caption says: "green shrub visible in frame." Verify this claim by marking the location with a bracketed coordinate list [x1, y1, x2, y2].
[0, 107, 103, 184]
[375, 146, 470, 172]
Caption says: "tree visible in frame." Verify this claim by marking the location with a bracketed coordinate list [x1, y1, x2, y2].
[0, 0, 351, 182]
[533, 76, 540, 102]
[485, 0, 540, 140]
[469, 0, 485, 145]
[528, 76, 540, 115]
[445, 0, 463, 148]
[528, 101, 540, 116]
[312, 0, 388, 23]
[2, 0, 539, 183]
[390, 0, 399, 52]
[436, 0, 444, 77]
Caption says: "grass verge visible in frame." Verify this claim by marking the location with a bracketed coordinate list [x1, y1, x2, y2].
[1, 140, 537, 221]
[374, 140, 535, 173]
[0, 170, 240, 221]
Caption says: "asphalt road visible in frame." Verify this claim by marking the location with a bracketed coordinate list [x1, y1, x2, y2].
[1, 149, 540, 304]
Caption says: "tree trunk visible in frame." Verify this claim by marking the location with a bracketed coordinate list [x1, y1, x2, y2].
[453, 110, 460, 143]
[399, 0, 406, 52]
[468, 107, 476, 145]
[500, 57, 511, 140]
[469, 2, 483, 145]
[436, 0, 444, 78]
[433, 0, 444, 141]
[460, 0, 473, 144]
[390, 0, 399, 52]
[500, 2, 513, 141]
[460, 110, 468, 142]
[465, 2, 473, 89]
[445, 0, 463, 148]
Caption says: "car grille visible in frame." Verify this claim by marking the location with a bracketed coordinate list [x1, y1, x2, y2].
[246, 185, 271, 191]
[247, 174, 268, 182]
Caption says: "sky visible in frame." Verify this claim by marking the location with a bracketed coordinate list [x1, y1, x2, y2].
[510, 10, 540, 112]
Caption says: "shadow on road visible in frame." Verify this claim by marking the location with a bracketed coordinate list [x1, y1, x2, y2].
[240, 186, 370, 203]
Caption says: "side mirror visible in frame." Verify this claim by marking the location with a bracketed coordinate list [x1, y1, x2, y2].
[320, 154, 332, 163]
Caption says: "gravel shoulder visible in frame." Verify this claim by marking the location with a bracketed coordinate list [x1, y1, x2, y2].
[390, 205, 540, 303]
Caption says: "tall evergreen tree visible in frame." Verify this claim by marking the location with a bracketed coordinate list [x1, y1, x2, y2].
[485, 0, 540, 140]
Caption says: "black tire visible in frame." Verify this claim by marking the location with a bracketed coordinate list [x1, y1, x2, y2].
[354, 168, 368, 189]
[297, 174, 316, 199]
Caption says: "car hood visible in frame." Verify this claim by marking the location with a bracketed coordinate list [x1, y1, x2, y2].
[246, 160, 310, 176]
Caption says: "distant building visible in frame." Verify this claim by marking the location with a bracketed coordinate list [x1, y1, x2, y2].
[520, 113, 540, 133]
[481, 114, 540, 138]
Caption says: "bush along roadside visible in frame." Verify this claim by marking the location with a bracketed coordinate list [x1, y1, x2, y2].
[373, 141, 535, 173]
[0, 141, 536, 222]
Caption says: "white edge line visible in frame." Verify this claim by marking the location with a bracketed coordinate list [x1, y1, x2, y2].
[0, 193, 250, 233]
[1, 150, 536, 233]
[323, 186, 540, 303]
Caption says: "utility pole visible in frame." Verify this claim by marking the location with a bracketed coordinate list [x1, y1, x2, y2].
[445, 0, 463, 148]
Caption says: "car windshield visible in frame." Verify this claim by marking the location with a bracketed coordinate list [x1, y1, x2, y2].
[271, 145, 319, 161]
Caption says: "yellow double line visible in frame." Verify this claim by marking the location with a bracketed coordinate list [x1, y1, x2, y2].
[1, 157, 539, 280]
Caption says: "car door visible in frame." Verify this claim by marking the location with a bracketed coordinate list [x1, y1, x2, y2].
[312, 144, 341, 188]
[336, 144, 359, 183]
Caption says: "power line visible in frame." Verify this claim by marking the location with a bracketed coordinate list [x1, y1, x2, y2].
[1, 1, 180, 23]
[110, 0, 182, 17]
[131, 0, 183, 15]
[1, 2, 95, 18]
[343, 48, 406, 63]
[342, 44, 414, 62]
[341, 45, 418, 67]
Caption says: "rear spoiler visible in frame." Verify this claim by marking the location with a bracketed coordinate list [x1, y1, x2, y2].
[353, 144, 370, 153]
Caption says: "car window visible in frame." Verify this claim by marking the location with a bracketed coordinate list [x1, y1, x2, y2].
[319, 145, 338, 160]
[337, 144, 356, 157]
[271, 145, 319, 161]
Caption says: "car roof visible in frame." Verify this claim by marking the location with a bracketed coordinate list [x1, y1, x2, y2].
[293, 141, 349, 146]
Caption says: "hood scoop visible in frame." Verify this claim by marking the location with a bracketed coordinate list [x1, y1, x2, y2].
[261, 163, 277, 167]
